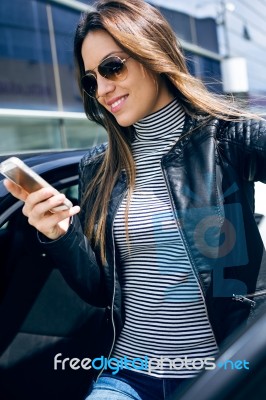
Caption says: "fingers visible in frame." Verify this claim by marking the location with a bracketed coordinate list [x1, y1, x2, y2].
[22, 189, 66, 217]
[21, 188, 80, 237]
[28, 205, 81, 240]
[3, 179, 28, 202]
[4, 180, 80, 240]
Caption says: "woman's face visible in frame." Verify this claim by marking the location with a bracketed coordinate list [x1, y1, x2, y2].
[81, 30, 174, 127]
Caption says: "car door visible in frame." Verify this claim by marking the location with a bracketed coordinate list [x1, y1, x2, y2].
[0, 153, 106, 400]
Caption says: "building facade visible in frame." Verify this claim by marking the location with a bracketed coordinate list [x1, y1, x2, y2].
[152, 0, 266, 110]
[0, 0, 222, 152]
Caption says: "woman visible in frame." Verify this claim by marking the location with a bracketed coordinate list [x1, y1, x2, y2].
[4, 0, 266, 399]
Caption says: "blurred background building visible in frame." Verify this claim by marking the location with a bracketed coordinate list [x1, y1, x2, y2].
[0, 0, 266, 153]
[152, 0, 266, 104]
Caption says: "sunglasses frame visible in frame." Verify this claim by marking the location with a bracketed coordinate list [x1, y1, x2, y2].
[81, 54, 131, 99]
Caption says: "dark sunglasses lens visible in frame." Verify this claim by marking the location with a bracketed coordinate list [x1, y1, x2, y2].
[81, 74, 97, 98]
[99, 58, 127, 80]
[81, 57, 128, 98]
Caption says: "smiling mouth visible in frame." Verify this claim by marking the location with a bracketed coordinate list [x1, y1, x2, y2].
[110, 95, 128, 112]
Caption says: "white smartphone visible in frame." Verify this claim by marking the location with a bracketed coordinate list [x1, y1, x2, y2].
[0, 156, 73, 212]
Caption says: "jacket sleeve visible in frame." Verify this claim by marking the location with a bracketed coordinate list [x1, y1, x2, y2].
[217, 118, 266, 183]
[39, 215, 106, 307]
[39, 145, 108, 307]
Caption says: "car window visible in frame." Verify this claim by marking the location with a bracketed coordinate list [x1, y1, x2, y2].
[61, 184, 79, 205]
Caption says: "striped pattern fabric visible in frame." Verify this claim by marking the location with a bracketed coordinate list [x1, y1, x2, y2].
[112, 99, 218, 378]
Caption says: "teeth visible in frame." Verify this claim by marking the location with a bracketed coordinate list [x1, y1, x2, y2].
[112, 96, 126, 108]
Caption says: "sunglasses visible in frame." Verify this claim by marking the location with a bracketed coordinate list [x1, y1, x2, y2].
[81, 55, 131, 99]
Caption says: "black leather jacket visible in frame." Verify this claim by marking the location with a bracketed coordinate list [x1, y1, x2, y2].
[43, 114, 266, 367]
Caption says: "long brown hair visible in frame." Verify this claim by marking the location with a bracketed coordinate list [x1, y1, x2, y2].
[74, 0, 257, 263]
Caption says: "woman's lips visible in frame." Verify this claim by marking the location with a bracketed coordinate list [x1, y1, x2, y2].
[109, 95, 128, 113]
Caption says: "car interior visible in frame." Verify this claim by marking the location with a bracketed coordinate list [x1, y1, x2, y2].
[0, 177, 106, 400]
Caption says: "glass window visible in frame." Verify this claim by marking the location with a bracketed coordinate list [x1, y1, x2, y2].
[158, 7, 192, 42]
[51, 5, 84, 112]
[0, 117, 62, 152]
[64, 119, 107, 149]
[198, 56, 223, 93]
[0, 0, 57, 110]
[185, 51, 222, 94]
[195, 18, 219, 53]
[0, 115, 107, 153]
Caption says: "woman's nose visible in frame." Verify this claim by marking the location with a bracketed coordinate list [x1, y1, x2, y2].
[96, 75, 116, 98]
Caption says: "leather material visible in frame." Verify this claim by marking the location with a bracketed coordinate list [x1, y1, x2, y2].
[42, 114, 266, 357]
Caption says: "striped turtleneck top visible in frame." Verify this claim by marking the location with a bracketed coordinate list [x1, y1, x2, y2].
[112, 99, 218, 378]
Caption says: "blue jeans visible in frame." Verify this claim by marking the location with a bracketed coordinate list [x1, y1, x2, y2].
[85, 369, 191, 400]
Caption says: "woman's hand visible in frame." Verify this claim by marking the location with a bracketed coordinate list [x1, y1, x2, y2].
[3, 179, 80, 240]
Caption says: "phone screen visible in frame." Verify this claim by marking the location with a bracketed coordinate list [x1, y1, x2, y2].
[3, 165, 47, 193]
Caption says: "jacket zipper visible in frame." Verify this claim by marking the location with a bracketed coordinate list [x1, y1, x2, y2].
[160, 163, 219, 349]
[95, 188, 127, 381]
[232, 289, 266, 307]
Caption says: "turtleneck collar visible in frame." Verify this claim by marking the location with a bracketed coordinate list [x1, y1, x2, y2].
[133, 98, 185, 141]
